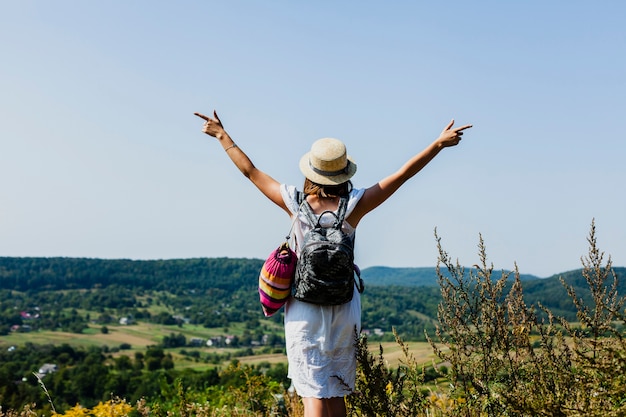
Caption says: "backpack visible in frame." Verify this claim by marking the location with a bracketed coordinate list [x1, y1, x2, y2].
[292, 194, 364, 305]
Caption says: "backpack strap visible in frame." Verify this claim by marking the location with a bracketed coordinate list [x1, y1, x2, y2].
[289, 191, 307, 250]
[354, 264, 365, 294]
[335, 196, 348, 226]
[299, 196, 320, 227]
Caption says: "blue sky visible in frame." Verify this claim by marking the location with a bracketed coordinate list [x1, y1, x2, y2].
[1, 1, 624, 277]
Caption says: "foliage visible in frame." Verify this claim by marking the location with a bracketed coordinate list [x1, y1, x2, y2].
[1, 255, 623, 340]
[348, 330, 429, 416]
[428, 220, 626, 416]
[1, 221, 626, 416]
[51, 398, 132, 417]
[0, 258, 445, 340]
[0, 258, 261, 294]
[363, 266, 540, 287]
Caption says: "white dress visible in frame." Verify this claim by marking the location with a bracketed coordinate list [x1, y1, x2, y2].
[280, 184, 365, 399]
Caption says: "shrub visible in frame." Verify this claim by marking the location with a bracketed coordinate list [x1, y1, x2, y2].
[426, 220, 626, 416]
[348, 329, 429, 416]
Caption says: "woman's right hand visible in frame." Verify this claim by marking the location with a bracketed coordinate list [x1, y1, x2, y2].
[436, 119, 473, 148]
[194, 110, 226, 140]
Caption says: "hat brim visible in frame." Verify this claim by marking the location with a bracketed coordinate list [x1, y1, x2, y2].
[299, 152, 357, 185]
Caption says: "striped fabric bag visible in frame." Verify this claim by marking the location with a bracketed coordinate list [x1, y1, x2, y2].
[259, 242, 297, 317]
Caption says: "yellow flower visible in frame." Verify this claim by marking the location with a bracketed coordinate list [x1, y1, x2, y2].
[91, 399, 133, 417]
[385, 381, 393, 395]
[56, 404, 89, 417]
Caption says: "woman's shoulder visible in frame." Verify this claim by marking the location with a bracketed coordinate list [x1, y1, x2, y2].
[345, 188, 365, 216]
[348, 187, 365, 200]
[280, 184, 300, 214]
[347, 187, 365, 204]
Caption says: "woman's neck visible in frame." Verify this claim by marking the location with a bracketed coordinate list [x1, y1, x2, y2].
[306, 194, 340, 214]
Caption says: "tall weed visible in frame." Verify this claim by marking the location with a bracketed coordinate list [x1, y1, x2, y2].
[427, 220, 626, 416]
[348, 330, 429, 416]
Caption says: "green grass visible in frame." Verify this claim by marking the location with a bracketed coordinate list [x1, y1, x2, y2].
[0, 320, 438, 371]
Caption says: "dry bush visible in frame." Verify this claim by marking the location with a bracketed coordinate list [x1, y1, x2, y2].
[348, 330, 428, 416]
[427, 220, 626, 416]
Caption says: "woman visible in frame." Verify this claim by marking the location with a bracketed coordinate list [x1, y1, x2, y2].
[194, 110, 471, 417]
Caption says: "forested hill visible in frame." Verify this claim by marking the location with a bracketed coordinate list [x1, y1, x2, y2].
[360, 266, 541, 286]
[363, 265, 626, 319]
[1, 256, 624, 293]
[0, 257, 262, 293]
[0, 257, 624, 322]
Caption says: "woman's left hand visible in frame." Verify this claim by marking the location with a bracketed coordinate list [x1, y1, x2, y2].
[437, 119, 473, 147]
[194, 110, 226, 140]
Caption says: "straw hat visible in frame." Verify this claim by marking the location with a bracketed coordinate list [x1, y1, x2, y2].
[299, 138, 357, 185]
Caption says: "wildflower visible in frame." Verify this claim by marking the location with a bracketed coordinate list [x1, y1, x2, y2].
[385, 381, 393, 395]
[55, 404, 89, 417]
[91, 399, 133, 417]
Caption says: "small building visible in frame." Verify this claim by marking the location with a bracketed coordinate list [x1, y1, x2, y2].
[37, 363, 58, 378]
[206, 336, 223, 347]
[190, 337, 205, 346]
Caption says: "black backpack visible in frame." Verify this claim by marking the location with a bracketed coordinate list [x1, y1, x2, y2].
[292, 194, 364, 305]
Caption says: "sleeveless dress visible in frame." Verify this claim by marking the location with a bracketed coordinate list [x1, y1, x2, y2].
[280, 184, 365, 398]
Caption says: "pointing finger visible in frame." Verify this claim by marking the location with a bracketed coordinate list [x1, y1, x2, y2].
[194, 112, 210, 121]
[455, 124, 473, 132]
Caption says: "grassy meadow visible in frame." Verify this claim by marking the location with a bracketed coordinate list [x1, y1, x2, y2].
[0, 320, 439, 370]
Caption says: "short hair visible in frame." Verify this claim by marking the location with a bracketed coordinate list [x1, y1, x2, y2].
[303, 178, 352, 198]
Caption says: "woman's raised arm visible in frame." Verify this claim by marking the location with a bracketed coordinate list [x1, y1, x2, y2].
[194, 111, 289, 213]
[347, 120, 472, 227]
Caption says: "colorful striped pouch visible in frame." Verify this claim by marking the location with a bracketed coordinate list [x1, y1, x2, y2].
[259, 243, 297, 317]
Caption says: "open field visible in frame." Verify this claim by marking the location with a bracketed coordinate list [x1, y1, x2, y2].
[2, 323, 170, 349]
[235, 340, 440, 368]
[0, 321, 439, 369]
[1, 320, 280, 349]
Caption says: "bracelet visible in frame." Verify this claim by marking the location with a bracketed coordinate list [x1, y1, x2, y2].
[224, 143, 237, 152]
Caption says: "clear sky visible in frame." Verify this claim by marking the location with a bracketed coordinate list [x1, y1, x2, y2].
[1, 1, 624, 278]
